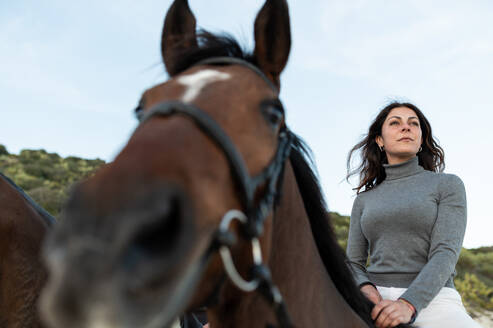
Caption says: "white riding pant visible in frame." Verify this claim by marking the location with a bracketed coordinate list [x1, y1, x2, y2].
[376, 286, 482, 328]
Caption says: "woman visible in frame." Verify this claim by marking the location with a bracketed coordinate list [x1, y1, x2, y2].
[346, 102, 480, 328]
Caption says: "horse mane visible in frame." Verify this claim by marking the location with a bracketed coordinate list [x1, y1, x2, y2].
[0, 172, 56, 226]
[170, 32, 410, 328]
[166, 31, 255, 76]
[288, 132, 376, 327]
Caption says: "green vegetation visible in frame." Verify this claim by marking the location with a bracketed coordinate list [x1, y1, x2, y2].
[456, 273, 493, 316]
[0, 144, 491, 315]
[0, 145, 104, 217]
[0, 145, 8, 156]
[456, 247, 493, 316]
[330, 211, 351, 251]
[330, 212, 493, 316]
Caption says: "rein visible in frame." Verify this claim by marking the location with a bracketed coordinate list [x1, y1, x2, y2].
[135, 57, 294, 328]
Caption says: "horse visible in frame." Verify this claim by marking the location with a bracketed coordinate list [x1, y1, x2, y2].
[0, 172, 55, 328]
[40, 1, 411, 327]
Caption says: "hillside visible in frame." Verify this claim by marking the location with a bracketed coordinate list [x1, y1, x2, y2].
[0, 145, 103, 217]
[1, 144, 491, 317]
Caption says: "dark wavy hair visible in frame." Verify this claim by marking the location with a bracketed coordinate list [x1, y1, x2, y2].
[347, 102, 445, 193]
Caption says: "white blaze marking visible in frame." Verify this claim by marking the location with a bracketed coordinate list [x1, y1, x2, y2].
[177, 69, 231, 102]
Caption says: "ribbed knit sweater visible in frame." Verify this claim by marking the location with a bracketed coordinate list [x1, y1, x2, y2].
[346, 156, 467, 313]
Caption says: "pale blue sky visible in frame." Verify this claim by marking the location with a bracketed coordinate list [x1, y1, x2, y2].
[1, 0, 492, 247]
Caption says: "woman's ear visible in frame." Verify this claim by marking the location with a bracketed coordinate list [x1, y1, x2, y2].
[375, 136, 383, 148]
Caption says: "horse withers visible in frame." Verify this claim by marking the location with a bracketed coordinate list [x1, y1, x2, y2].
[0, 172, 55, 328]
[40, 1, 411, 327]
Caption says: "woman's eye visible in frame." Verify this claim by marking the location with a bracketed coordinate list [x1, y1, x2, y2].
[389, 121, 399, 125]
[411, 121, 419, 126]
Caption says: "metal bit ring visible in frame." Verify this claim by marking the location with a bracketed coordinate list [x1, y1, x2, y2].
[218, 209, 262, 292]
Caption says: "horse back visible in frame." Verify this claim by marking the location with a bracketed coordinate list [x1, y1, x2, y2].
[0, 175, 50, 328]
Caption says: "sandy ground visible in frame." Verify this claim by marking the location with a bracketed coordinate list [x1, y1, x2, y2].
[475, 311, 493, 328]
[170, 313, 493, 327]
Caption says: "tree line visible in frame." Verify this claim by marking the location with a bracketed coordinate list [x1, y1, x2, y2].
[0, 144, 103, 216]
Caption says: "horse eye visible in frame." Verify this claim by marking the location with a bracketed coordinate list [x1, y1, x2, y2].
[134, 105, 144, 120]
[134, 97, 146, 118]
[264, 105, 284, 127]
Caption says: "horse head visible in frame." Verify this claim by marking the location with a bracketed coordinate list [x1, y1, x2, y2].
[40, 1, 292, 327]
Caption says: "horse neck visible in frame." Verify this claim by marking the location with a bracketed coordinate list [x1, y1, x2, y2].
[208, 163, 369, 328]
[0, 177, 48, 328]
[0, 173, 55, 227]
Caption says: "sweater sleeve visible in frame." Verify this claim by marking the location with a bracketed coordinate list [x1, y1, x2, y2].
[399, 174, 467, 313]
[346, 195, 372, 286]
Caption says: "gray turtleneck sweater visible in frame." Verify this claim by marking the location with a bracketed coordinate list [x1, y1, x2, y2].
[346, 156, 467, 313]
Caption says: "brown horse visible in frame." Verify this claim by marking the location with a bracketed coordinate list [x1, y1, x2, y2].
[40, 1, 411, 327]
[0, 172, 55, 328]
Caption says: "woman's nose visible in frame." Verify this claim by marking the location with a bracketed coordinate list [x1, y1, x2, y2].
[401, 123, 411, 131]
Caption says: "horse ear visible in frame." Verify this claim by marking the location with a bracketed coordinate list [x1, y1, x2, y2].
[253, 0, 291, 89]
[161, 0, 198, 76]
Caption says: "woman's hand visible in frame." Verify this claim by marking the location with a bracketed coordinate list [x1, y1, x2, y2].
[360, 284, 383, 304]
[371, 299, 415, 328]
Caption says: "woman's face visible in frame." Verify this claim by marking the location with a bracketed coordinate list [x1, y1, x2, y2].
[376, 106, 423, 164]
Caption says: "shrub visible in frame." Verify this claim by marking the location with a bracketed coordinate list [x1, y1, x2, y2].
[2, 147, 104, 217]
[14, 172, 45, 190]
[0, 145, 8, 155]
[455, 273, 493, 316]
[28, 186, 67, 217]
[457, 248, 477, 276]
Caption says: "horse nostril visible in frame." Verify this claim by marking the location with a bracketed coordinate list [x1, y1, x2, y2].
[122, 191, 188, 272]
[45, 281, 86, 327]
[135, 199, 181, 257]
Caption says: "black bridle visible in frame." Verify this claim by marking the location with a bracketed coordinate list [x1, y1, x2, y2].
[136, 57, 294, 328]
